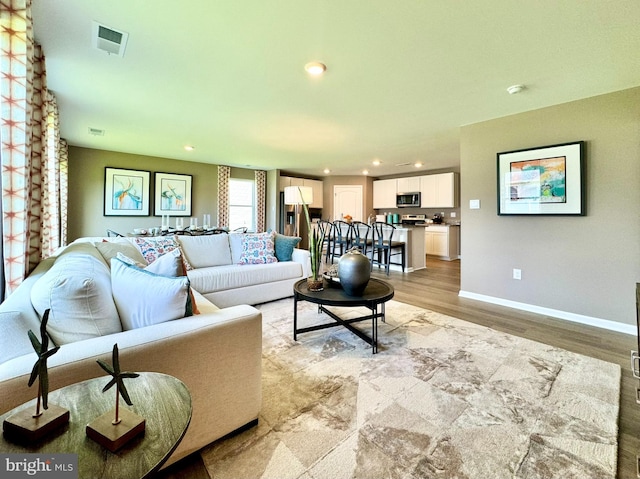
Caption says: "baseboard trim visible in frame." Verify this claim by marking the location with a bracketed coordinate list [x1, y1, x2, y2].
[458, 290, 635, 336]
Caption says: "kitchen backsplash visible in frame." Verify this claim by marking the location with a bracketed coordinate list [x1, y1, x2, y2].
[374, 206, 461, 224]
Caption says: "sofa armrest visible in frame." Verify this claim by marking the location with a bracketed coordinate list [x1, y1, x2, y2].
[0, 305, 262, 465]
[291, 248, 311, 278]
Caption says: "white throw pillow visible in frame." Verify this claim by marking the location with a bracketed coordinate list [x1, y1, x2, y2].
[111, 257, 193, 330]
[0, 311, 35, 364]
[229, 233, 244, 264]
[116, 248, 183, 277]
[30, 253, 122, 345]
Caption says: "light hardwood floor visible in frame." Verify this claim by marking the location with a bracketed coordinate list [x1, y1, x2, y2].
[159, 257, 638, 479]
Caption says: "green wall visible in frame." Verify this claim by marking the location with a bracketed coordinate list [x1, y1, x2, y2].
[68, 147, 263, 240]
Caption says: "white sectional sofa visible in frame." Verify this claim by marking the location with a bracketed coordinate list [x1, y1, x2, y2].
[177, 232, 310, 308]
[0, 231, 309, 467]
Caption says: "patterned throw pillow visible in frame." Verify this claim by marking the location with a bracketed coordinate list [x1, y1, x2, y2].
[132, 235, 193, 271]
[133, 236, 180, 264]
[238, 231, 278, 265]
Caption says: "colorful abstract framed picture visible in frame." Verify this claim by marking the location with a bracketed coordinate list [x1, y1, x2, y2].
[154, 172, 192, 216]
[104, 167, 150, 216]
[497, 141, 585, 216]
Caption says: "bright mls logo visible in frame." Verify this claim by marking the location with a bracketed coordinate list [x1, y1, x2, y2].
[1, 454, 77, 478]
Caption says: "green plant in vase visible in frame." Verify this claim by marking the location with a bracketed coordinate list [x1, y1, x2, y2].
[300, 187, 325, 291]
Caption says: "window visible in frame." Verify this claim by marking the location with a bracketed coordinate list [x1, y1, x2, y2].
[228, 178, 255, 231]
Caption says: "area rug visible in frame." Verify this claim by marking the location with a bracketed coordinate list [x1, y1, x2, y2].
[201, 299, 621, 479]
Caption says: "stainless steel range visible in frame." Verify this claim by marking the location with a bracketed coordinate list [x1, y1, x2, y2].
[400, 214, 426, 225]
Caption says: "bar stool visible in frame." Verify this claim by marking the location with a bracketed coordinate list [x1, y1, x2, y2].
[370, 222, 406, 275]
[329, 220, 353, 263]
[316, 219, 332, 262]
[350, 221, 371, 256]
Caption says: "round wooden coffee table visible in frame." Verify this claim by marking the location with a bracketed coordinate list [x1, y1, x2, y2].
[0, 372, 191, 479]
[293, 278, 394, 354]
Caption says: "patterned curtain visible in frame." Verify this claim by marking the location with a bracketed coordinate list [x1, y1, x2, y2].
[1, 0, 68, 294]
[59, 139, 68, 246]
[217, 165, 230, 228]
[255, 170, 266, 233]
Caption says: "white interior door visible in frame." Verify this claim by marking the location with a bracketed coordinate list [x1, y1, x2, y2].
[333, 185, 363, 221]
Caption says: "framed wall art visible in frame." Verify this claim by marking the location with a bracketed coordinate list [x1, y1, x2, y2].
[104, 167, 150, 216]
[154, 172, 192, 216]
[497, 141, 585, 216]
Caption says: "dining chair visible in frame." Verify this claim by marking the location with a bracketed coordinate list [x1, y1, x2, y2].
[206, 228, 229, 235]
[106, 229, 124, 237]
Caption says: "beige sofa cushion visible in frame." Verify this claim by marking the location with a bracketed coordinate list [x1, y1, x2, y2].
[0, 311, 35, 364]
[95, 239, 147, 265]
[177, 234, 232, 268]
[187, 262, 303, 294]
[30, 243, 122, 345]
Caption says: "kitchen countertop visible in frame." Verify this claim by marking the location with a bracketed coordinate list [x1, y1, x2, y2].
[401, 223, 460, 227]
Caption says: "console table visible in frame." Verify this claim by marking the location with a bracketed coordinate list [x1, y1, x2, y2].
[293, 278, 394, 354]
[1, 372, 191, 479]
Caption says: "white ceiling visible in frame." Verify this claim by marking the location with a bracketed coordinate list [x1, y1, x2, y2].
[32, 0, 640, 177]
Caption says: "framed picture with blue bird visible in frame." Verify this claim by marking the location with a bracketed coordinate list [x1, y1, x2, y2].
[104, 167, 150, 216]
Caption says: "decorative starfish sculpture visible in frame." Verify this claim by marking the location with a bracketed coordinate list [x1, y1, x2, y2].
[97, 344, 140, 425]
[27, 309, 59, 417]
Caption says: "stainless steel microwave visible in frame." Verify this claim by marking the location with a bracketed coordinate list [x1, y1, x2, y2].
[396, 192, 420, 208]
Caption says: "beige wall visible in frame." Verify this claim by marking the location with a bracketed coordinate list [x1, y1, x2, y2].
[321, 176, 374, 221]
[68, 147, 257, 240]
[460, 87, 640, 328]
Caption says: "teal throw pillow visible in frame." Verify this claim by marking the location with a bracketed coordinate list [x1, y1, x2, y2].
[274, 233, 301, 262]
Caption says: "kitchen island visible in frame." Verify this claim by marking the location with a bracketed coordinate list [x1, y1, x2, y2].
[371, 225, 425, 273]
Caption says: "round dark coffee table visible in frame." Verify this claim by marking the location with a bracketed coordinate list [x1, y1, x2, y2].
[0, 372, 191, 479]
[293, 278, 394, 354]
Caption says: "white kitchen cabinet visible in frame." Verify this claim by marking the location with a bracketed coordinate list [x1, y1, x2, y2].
[373, 179, 397, 209]
[420, 175, 437, 207]
[420, 172, 458, 208]
[396, 176, 421, 193]
[304, 179, 324, 209]
[280, 176, 323, 208]
[424, 225, 459, 261]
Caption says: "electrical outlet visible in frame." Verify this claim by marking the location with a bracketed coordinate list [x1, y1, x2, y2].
[450, 212, 456, 218]
[513, 268, 522, 280]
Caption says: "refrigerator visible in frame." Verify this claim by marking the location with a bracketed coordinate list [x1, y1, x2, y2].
[279, 192, 321, 250]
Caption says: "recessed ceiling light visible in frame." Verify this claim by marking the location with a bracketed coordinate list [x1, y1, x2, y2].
[372, 159, 381, 166]
[184, 145, 195, 151]
[507, 84, 525, 95]
[414, 162, 423, 168]
[362, 169, 369, 175]
[323, 168, 331, 174]
[305, 62, 326, 76]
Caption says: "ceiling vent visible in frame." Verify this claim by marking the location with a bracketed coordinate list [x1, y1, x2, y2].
[88, 127, 105, 136]
[92, 21, 128, 57]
